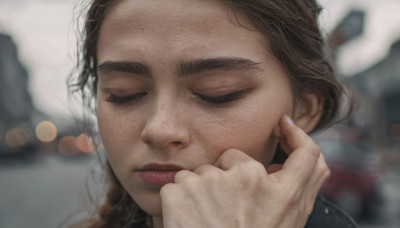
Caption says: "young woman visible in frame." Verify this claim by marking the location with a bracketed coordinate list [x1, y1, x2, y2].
[70, 0, 357, 227]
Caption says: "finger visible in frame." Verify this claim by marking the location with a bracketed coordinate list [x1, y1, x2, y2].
[193, 164, 222, 175]
[303, 153, 331, 214]
[305, 152, 330, 198]
[280, 115, 310, 151]
[213, 148, 254, 171]
[174, 169, 197, 183]
[277, 115, 320, 184]
[277, 136, 292, 156]
[273, 124, 293, 155]
[310, 152, 330, 187]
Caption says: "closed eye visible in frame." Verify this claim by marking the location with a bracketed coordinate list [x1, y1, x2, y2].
[106, 92, 147, 104]
[193, 90, 245, 104]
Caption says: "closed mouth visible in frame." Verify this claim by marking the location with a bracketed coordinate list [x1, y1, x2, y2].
[138, 163, 184, 172]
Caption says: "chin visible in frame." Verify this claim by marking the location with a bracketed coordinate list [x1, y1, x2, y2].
[132, 190, 163, 217]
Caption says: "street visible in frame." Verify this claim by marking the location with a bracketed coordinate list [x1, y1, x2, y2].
[0, 153, 94, 228]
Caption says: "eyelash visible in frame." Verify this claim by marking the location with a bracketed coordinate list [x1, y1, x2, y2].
[106, 90, 245, 105]
[193, 90, 245, 104]
[106, 92, 147, 104]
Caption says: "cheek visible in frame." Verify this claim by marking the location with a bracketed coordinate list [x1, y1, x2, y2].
[97, 102, 143, 140]
[194, 97, 289, 166]
[97, 103, 143, 166]
[97, 106, 123, 149]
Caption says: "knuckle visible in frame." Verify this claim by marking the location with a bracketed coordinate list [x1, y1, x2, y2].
[194, 164, 215, 174]
[317, 158, 329, 173]
[174, 169, 190, 181]
[241, 160, 266, 177]
[317, 157, 330, 177]
[160, 183, 175, 196]
[180, 174, 198, 186]
[232, 161, 267, 188]
[308, 143, 321, 158]
[323, 168, 331, 180]
[175, 169, 188, 177]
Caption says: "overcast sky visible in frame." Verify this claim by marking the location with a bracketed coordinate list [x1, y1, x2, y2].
[1, 0, 400, 118]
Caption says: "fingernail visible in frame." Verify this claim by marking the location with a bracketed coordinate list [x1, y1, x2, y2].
[283, 115, 294, 126]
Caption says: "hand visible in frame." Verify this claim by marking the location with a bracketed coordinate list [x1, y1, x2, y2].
[160, 115, 330, 228]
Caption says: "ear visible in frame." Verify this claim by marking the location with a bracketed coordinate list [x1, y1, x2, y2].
[292, 93, 324, 133]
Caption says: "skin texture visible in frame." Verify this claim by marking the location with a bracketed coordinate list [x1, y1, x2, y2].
[161, 116, 329, 228]
[96, 0, 328, 227]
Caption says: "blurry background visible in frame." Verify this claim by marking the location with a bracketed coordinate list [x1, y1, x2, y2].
[0, 0, 399, 227]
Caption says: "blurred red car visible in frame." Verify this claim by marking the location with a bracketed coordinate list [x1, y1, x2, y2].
[317, 140, 385, 220]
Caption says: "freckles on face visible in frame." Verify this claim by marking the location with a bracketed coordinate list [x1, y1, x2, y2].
[95, 0, 294, 217]
[192, 80, 292, 167]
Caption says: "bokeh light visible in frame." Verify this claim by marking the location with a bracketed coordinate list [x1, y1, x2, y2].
[76, 133, 95, 154]
[390, 124, 400, 140]
[35, 121, 57, 142]
[5, 128, 28, 148]
[57, 136, 79, 155]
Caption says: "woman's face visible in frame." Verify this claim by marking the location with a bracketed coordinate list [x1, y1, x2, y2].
[96, 0, 295, 217]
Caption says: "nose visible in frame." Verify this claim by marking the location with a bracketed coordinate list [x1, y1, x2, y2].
[141, 101, 190, 150]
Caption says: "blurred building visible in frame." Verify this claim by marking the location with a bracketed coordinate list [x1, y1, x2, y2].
[0, 34, 34, 124]
[329, 10, 400, 157]
[329, 10, 365, 61]
[0, 33, 94, 157]
[0, 33, 42, 155]
[349, 39, 400, 154]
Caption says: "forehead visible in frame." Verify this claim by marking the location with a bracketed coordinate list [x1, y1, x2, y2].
[105, 0, 234, 32]
[97, 0, 267, 63]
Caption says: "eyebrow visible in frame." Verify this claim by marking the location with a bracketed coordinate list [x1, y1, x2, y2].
[177, 57, 263, 77]
[97, 61, 151, 76]
[97, 57, 263, 77]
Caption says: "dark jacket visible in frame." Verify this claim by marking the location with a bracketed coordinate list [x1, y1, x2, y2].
[306, 195, 357, 228]
[129, 195, 357, 228]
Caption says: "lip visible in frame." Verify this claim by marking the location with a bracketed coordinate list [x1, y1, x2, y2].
[137, 163, 184, 187]
[139, 163, 185, 171]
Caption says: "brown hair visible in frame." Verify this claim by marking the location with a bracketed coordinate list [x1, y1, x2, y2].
[86, 163, 147, 227]
[69, 0, 351, 227]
